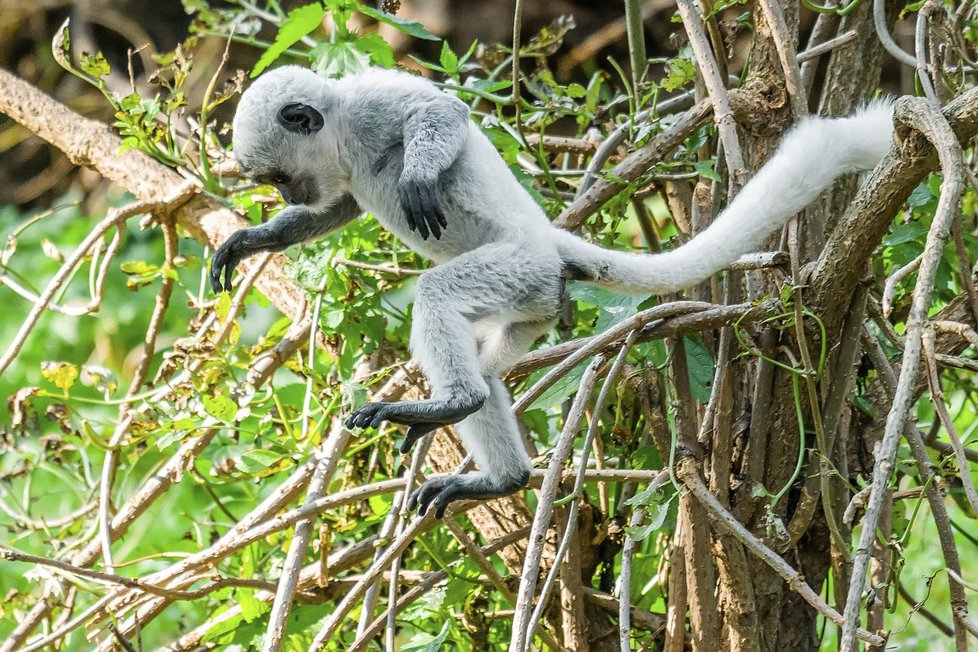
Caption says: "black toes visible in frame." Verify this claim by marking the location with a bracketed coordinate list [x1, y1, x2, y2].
[408, 479, 447, 517]
[407, 477, 464, 518]
[401, 423, 438, 454]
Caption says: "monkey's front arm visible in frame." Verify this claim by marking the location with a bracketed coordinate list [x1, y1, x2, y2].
[210, 196, 361, 292]
[395, 95, 470, 240]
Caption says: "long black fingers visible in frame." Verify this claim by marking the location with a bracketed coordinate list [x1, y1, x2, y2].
[398, 177, 446, 240]
[210, 233, 245, 293]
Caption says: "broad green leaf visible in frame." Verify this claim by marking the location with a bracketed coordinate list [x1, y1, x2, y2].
[354, 32, 395, 68]
[237, 448, 286, 472]
[251, 3, 326, 77]
[567, 284, 643, 331]
[311, 41, 371, 78]
[907, 183, 933, 208]
[203, 394, 237, 422]
[238, 588, 269, 621]
[401, 619, 451, 651]
[663, 56, 695, 91]
[883, 221, 927, 246]
[528, 360, 587, 411]
[684, 336, 714, 403]
[695, 159, 722, 182]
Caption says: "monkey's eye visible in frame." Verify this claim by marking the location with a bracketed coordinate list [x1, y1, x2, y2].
[270, 173, 292, 185]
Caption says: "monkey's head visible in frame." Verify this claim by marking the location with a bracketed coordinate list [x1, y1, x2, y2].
[233, 66, 342, 210]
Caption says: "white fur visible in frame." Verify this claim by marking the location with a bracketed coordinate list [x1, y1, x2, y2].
[230, 67, 895, 508]
[554, 100, 895, 293]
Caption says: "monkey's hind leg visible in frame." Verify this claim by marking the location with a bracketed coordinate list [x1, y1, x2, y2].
[408, 377, 530, 517]
[345, 242, 563, 434]
[407, 318, 553, 516]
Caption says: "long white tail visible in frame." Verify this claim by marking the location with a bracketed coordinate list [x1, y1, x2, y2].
[555, 101, 894, 295]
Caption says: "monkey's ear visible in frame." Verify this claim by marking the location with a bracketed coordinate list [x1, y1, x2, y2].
[277, 103, 324, 135]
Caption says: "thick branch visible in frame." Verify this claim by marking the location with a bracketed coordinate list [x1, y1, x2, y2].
[0, 67, 306, 322]
[811, 87, 978, 318]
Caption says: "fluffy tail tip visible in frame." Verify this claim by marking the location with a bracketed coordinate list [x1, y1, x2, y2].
[843, 97, 895, 169]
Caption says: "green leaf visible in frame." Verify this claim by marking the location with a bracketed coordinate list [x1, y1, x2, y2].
[683, 336, 714, 403]
[663, 56, 695, 91]
[438, 41, 458, 73]
[401, 619, 451, 651]
[203, 394, 237, 422]
[402, 582, 447, 621]
[565, 82, 586, 98]
[311, 41, 371, 78]
[907, 183, 933, 208]
[251, 3, 326, 77]
[41, 361, 79, 392]
[236, 588, 269, 621]
[528, 361, 587, 410]
[695, 160, 722, 182]
[322, 308, 345, 329]
[214, 292, 232, 320]
[567, 284, 642, 331]
[368, 493, 390, 515]
[120, 260, 159, 275]
[354, 33, 395, 68]
[624, 498, 670, 541]
[80, 52, 111, 79]
[883, 221, 928, 246]
[359, 5, 439, 41]
[237, 448, 286, 472]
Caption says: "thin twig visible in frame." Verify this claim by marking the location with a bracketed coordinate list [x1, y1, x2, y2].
[798, 29, 858, 64]
[347, 526, 533, 652]
[862, 329, 973, 650]
[916, 1, 941, 106]
[882, 254, 922, 318]
[510, 357, 605, 652]
[674, 0, 746, 189]
[921, 328, 978, 513]
[514, 302, 714, 413]
[263, 277, 331, 652]
[527, 334, 640, 643]
[840, 97, 965, 652]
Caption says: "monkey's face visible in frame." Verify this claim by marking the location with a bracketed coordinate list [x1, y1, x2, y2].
[233, 67, 343, 211]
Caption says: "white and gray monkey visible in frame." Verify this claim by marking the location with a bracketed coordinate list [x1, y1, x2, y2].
[213, 65, 893, 518]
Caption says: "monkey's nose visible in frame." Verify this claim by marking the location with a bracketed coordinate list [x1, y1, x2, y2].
[281, 187, 308, 206]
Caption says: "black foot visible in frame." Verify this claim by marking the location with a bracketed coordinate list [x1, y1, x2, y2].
[344, 396, 485, 431]
[401, 423, 439, 454]
[407, 470, 530, 519]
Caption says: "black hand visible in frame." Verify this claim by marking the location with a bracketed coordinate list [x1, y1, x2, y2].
[398, 177, 447, 241]
[210, 231, 252, 293]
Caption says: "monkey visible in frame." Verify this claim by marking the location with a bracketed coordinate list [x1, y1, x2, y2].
[212, 65, 894, 518]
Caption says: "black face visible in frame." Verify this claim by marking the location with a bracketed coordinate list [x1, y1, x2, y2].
[249, 169, 317, 206]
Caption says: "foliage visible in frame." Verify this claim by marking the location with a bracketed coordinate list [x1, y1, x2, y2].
[1, 1, 978, 651]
